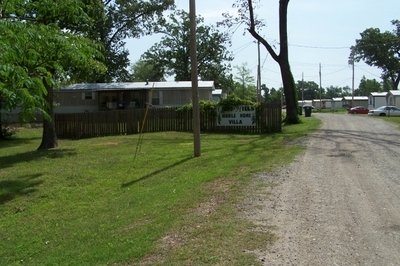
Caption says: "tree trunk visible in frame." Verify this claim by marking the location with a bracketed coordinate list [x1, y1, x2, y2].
[0, 99, 3, 139]
[393, 72, 400, 90]
[279, 61, 299, 124]
[38, 83, 58, 150]
[247, 0, 299, 124]
[0, 107, 4, 140]
[278, 0, 299, 124]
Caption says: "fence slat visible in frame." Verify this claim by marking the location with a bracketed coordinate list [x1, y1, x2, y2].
[55, 104, 282, 139]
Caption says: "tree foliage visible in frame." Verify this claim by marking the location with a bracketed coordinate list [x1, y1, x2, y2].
[128, 60, 165, 82]
[0, 0, 105, 148]
[81, 0, 175, 82]
[325, 85, 351, 98]
[220, 0, 299, 124]
[350, 20, 400, 90]
[296, 80, 321, 100]
[141, 10, 233, 89]
[262, 85, 282, 103]
[233, 63, 257, 101]
[354, 76, 384, 96]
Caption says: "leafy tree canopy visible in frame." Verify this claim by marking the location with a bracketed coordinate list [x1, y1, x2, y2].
[128, 60, 165, 82]
[295, 80, 320, 100]
[140, 9, 233, 89]
[0, 1, 105, 120]
[350, 20, 400, 90]
[75, 0, 174, 83]
[0, 0, 106, 148]
[232, 63, 257, 101]
[262, 85, 282, 103]
[355, 76, 384, 96]
[324, 85, 351, 99]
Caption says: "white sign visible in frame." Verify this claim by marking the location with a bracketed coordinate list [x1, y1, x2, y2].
[216, 105, 256, 126]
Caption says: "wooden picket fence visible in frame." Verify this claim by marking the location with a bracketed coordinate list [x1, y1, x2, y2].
[54, 103, 282, 139]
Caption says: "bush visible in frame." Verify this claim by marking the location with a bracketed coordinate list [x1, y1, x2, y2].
[176, 95, 258, 113]
[0, 125, 17, 140]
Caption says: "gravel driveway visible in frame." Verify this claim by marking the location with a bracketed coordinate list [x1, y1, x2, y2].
[244, 113, 400, 265]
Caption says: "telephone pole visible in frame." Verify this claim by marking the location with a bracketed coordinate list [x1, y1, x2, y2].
[351, 56, 355, 108]
[189, 0, 201, 157]
[257, 41, 262, 102]
[302, 72, 304, 103]
[319, 63, 322, 110]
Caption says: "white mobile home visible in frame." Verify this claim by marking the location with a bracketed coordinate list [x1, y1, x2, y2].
[313, 99, 332, 109]
[331, 97, 344, 109]
[343, 96, 368, 108]
[55, 81, 215, 113]
[369, 92, 387, 109]
[298, 100, 312, 107]
[387, 90, 400, 108]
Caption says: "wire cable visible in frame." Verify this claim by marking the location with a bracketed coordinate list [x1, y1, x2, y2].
[134, 82, 155, 160]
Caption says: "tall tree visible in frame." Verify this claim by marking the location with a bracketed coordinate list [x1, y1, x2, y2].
[83, 0, 174, 83]
[295, 80, 320, 100]
[233, 63, 257, 101]
[350, 20, 400, 90]
[220, 0, 299, 124]
[324, 86, 345, 99]
[128, 60, 165, 82]
[141, 10, 233, 89]
[355, 76, 383, 96]
[0, 0, 105, 149]
[263, 85, 282, 103]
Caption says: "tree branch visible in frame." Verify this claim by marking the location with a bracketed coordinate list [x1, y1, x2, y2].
[107, 12, 145, 46]
[247, 0, 279, 62]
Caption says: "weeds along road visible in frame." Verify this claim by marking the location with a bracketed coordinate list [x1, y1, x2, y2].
[245, 113, 400, 265]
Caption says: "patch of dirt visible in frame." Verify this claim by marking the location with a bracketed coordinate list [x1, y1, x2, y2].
[193, 178, 233, 217]
[242, 114, 400, 265]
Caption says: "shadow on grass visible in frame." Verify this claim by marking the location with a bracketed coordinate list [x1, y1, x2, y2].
[0, 173, 43, 205]
[121, 157, 193, 188]
[0, 148, 77, 169]
[0, 135, 41, 149]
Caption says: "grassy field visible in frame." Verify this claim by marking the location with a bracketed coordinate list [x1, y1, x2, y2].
[0, 118, 321, 265]
[381, 116, 400, 129]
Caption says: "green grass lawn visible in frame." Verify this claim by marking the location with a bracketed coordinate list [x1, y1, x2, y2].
[0, 117, 321, 265]
[381, 116, 400, 129]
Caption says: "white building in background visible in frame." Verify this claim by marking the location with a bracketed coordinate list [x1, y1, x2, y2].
[387, 90, 400, 108]
[369, 92, 387, 109]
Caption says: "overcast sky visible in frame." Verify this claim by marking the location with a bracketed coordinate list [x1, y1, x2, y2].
[126, 0, 399, 90]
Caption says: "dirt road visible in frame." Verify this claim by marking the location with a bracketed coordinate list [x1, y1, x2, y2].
[245, 113, 400, 265]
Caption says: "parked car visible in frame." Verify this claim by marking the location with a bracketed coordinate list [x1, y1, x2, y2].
[348, 106, 369, 114]
[368, 106, 400, 116]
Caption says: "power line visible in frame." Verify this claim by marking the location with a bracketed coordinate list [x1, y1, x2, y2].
[288, 43, 350, 49]
[232, 41, 254, 55]
[355, 65, 382, 78]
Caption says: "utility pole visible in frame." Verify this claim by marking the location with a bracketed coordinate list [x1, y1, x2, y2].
[257, 41, 261, 102]
[302, 72, 304, 103]
[351, 56, 355, 108]
[189, 0, 201, 157]
[319, 63, 322, 111]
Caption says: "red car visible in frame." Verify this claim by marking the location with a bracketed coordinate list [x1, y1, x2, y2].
[348, 106, 369, 114]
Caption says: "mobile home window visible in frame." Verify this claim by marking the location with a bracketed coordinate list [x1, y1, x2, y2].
[82, 92, 95, 100]
[152, 91, 160, 105]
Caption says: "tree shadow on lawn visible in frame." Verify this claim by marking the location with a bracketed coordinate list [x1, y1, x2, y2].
[0, 148, 77, 169]
[121, 157, 193, 188]
[0, 133, 42, 149]
[0, 173, 43, 205]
